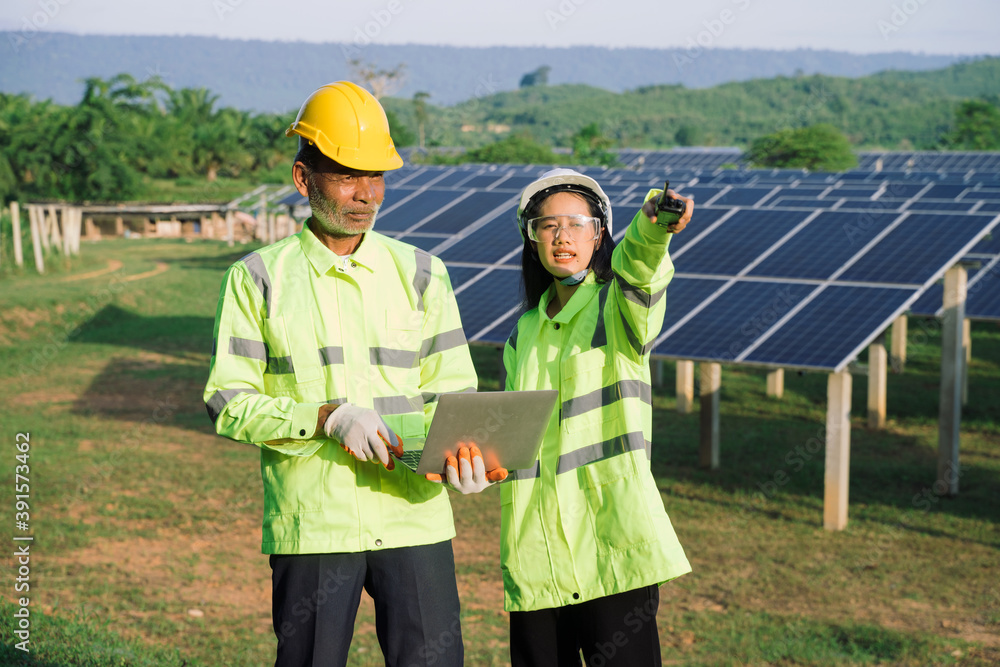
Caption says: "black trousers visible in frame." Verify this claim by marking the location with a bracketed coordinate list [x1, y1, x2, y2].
[270, 540, 463, 667]
[509, 584, 661, 667]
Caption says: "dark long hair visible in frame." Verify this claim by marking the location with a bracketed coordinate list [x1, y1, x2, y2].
[519, 191, 616, 312]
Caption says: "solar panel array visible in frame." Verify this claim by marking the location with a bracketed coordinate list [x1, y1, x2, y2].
[276, 151, 1000, 370]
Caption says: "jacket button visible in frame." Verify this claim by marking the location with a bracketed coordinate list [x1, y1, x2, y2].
[554, 323, 561, 330]
[351, 261, 357, 268]
[572, 592, 580, 600]
[299, 429, 306, 436]
[375, 539, 382, 547]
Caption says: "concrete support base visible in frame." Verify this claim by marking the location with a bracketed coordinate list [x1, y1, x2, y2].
[766, 369, 784, 399]
[824, 371, 852, 531]
[938, 266, 967, 496]
[676, 360, 694, 414]
[699, 362, 721, 470]
[868, 336, 887, 429]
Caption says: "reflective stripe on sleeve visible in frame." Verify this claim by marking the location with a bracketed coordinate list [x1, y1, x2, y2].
[561, 379, 652, 422]
[614, 271, 666, 309]
[318, 346, 344, 366]
[420, 328, 468, 359]
[413, 249, 433, 311]
[371, 347, 418, 369]
[374, 394, 424, 415]
[206, 388, 260, 423]
[619, 308, 654, 356]
[555, 431, 646, 475]
[508, 461, 540, 481]
[240, 252, 273, 318]
[229, 336, 267, 362]
[266, 356, 295, 375]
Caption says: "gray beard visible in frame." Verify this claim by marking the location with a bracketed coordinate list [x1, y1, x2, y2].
[307, 180, 380, 238]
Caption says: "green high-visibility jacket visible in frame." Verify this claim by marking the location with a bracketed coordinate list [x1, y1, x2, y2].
[203, 222, 477, 555]
[501, 190, 692, 612]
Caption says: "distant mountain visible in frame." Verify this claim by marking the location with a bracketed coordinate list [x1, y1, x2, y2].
[0, 32, 969, 110]
[382, 57, 1000, 150]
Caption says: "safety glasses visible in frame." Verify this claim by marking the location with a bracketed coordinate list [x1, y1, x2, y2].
[526, 215, 601, 243]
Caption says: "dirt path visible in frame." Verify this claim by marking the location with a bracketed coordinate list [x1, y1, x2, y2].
[59, 259, 124, 282]
[122, 261, 169, 282]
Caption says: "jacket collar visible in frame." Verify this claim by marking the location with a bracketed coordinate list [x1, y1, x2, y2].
[300, 219, 379, 275]
[538, 271, 601, 324]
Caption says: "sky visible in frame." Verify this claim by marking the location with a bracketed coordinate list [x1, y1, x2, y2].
[1, 0, 999, 55]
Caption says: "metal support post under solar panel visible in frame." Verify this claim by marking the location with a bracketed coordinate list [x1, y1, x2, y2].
[938, 265, 967, 496]
[824, 371, 852, 531]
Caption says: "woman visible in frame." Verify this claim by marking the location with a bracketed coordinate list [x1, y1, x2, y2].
[499, 168, 693, 666]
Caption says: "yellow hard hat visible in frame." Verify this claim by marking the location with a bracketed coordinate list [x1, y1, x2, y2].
[285, 81, 403, 171]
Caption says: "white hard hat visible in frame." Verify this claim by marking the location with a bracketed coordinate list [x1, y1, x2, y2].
[516, 168, 613, 241]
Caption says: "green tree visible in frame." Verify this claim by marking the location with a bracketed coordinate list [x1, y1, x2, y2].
[745, 123, 857, 171]
[570, 123, 619, 167]
[46, 74, 159, 201]
[519, 66, 551, 88]
[943, 99, 1000, 149]
[384, 108, 415, 148]
[167, 87, 251, 181]
[674, 124, 704, 147]
[464, 134, 559, 164]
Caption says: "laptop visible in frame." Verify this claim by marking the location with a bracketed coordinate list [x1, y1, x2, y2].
[396, 390, 558, 475]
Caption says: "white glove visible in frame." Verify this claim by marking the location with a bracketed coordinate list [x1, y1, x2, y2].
[324, 403, 400, 469]
[428, 444, 508, 494]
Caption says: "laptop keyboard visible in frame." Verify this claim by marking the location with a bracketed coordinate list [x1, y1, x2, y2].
[398, 450, 422, 471]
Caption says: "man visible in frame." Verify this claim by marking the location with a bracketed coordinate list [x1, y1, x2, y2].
[203, 81, 477, 667]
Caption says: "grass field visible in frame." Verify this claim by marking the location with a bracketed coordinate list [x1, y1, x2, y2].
[1, 237, 998, 666]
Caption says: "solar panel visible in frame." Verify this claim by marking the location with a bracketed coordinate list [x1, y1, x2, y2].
[921, 184, 969, 199]
[493, 174, 540, 191]
[442, 266, 483, 290]
[971, 232, 1000, 254]
[965, 189, 1000, 201]
[710, 187, 776, 207]
[392, 233, 448, 252]
[673, 209, 812, 276]
[417, 191, 516, 234]
[456, 173, 510, 189]
[454, 268, 522, 339]
[376, 190, 461, 232]
[398, 168, 451, 187]
[323, 151, 1000, 372]
[830, 187, 880, 199]
[839, 213, 999, 285]
[910, 259, 999, 319]
[655, 281, 816, 361]
[905, 200, 980, 213]
[661, 277, 731, 324]
[430, 169, 486, 188]
[437, 213, 521, 265]
[742, 285, 918, 369]
[747, 210, 894, 281]
[966, 259, 1000, 321]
